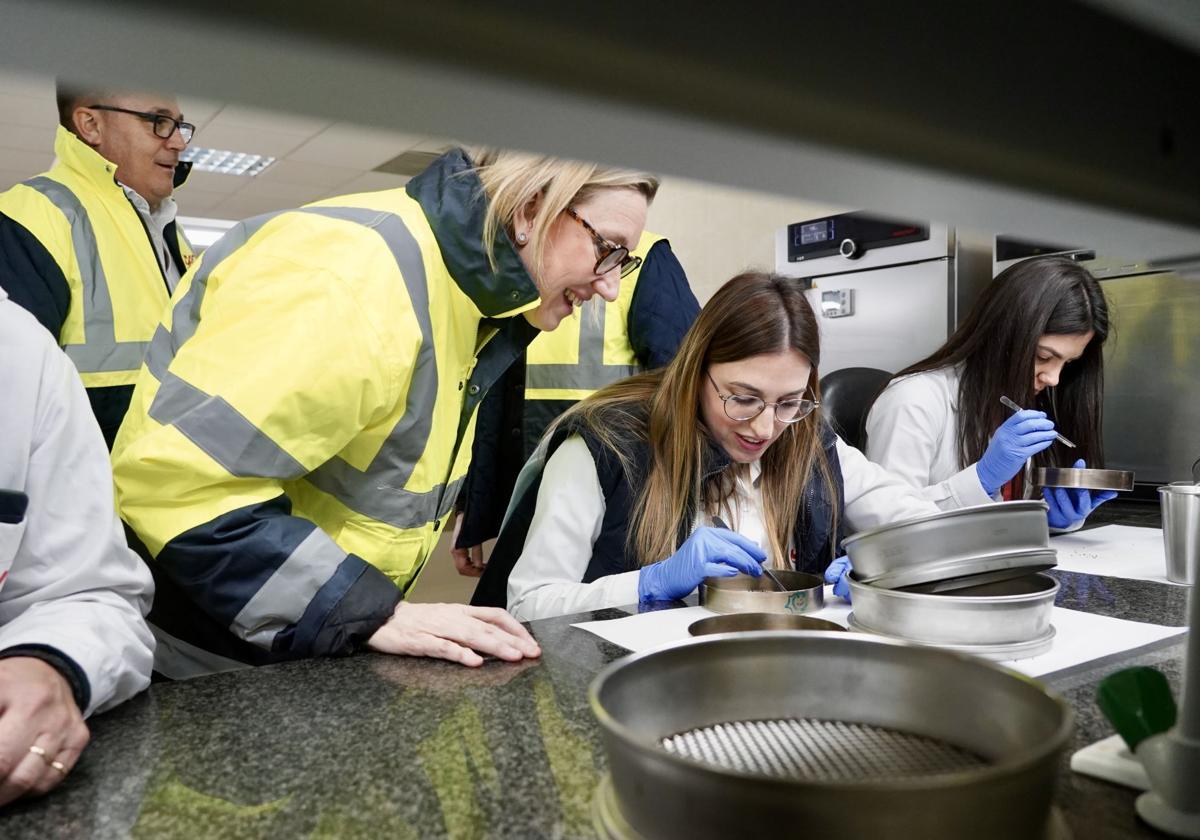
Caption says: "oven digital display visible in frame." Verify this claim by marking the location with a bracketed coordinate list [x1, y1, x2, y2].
[798, 220, 832, 245]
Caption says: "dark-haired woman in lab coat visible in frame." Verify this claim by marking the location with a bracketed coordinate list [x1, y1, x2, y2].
[866, 255, 1116, 530]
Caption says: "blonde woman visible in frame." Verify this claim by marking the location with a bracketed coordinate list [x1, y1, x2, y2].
[471, 272, 940, 620]
[111, 147, 658, 676]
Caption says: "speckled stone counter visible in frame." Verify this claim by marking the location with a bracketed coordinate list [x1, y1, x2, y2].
[1, 501, 1188, 839]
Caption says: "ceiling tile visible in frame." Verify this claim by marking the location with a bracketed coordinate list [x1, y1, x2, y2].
[0, 71, 54, 101]
[176, 97, 225, 130]
[335, 171, 412, 195]
[191, 121, 312, 159]
[0, 148, 55, 177]
[208, 193, 305, 220]
[0, 91, 58, 129]
[254, 158, 360, 189]
[289, 124, 426, 169]
[0, 123, 57, 154]
[238, 177, 327, 206]
[210, 105, 331, 136]
[181, 170, 248, 195]
[173, 190, 230, 215]
[0, 168, 38, 193]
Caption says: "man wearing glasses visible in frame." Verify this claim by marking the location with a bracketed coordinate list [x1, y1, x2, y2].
[0, 83, 196, 447]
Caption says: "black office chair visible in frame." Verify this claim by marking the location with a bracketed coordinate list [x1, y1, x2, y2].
[818, 367, 893, 451]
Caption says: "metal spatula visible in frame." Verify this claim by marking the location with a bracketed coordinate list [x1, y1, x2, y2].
[712, 515, 786, 591]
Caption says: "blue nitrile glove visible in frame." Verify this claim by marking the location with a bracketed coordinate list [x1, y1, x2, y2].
[824, 555, 853, 602]
[1043, 459, 1119, 529]
[976, 409, 1060, 495]
[637, 527, 766, 602]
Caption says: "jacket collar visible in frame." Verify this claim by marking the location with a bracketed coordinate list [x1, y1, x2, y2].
[50, 125, 191, 198]
[406, 148, 540, 318]
[52, 125, 125, 194]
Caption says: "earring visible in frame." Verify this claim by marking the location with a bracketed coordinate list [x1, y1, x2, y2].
[516, 231, 528, 245]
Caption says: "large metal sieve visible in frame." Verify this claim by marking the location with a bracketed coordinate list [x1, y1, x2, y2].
[842, 500, 1051, 588]
[590, 632, 1072, 840]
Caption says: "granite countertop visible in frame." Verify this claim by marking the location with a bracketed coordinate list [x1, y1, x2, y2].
[1, 500, 1188, 839]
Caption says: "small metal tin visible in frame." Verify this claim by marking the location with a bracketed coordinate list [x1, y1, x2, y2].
[700, 570, 825, 615]
[688, 612, 846, 636]
[843, 501, 1050, 583]
[1036, 467, 1135, 492]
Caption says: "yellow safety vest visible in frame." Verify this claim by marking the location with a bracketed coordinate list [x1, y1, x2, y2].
[0, 126, 193, 388]
[523, 231, 664, 402]
[112, 175, 540, 606]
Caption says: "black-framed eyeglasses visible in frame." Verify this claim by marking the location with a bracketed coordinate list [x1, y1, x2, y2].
[88, 105, 195, 144]
[708, 372, 819, 424]
[565, 206, 642, 278]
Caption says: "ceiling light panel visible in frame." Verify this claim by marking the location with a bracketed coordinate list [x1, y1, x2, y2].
[181, 146, 277, 177]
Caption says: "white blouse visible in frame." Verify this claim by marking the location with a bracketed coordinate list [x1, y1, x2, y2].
[506, 435, 940, 620]
[864, 366, 995, 510]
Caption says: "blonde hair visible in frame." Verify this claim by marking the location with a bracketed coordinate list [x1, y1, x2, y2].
[469, 148, 659, 277]
[555, 272, 839, 568]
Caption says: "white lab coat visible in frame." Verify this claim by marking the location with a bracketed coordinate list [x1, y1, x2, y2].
[507, 435, 940, 620]
[0, 290, 154, 716]
[864, 366, 995, 510]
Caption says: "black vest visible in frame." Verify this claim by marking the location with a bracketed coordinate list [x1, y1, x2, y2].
[471, 412, 845, 608]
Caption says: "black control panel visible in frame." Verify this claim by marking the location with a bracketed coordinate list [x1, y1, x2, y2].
[786, 211, 929, 262]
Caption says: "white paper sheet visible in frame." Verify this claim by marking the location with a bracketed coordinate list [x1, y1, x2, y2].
[572, 586, 1187, 679]
[1050, 525, 1179, 585]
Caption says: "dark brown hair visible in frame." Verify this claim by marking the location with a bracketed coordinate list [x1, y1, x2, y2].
[892, 255, 1110, 470]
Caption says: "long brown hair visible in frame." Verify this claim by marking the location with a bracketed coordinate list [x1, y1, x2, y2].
[554, 271, 837, 568]
[891, 256, 1109, 471]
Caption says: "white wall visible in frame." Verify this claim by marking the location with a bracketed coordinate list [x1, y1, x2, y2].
[646, 176, 844, 303]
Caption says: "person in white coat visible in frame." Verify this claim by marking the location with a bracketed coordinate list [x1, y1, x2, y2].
[866, 256, 1116, 528]
[0, 288, 154, 807]
[469, 272, 941, 620]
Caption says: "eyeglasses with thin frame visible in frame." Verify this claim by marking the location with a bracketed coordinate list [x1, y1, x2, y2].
[87, 105, 196, 145]
[707, 372, 819, 424]
[565, 206, 642, 278]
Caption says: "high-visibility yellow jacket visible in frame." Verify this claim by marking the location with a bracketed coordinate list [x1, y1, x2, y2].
[0, 126, 193, 444]
[522, 231, 664, 404]
[111, 149, 540, 674]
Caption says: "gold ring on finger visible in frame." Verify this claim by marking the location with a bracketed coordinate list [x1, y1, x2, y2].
[49, 760, 67, 774]
[28, 744, 52, 765]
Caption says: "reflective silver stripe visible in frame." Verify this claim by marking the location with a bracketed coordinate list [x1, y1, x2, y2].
[149, 371, 307, 480]
[525, 296, 640, 391]
[23, 176, 151, 372]
[145, 204, 455, 530]
[230, 529, 349, 649]
[298, 206, 449, 530]
[145, 211, 289, 380]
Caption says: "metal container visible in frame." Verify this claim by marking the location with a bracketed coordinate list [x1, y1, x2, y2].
[1036, 466, 1135, 492]
[847, 573, 1058, 659]
[700, 570, 824, 615]
[688, 613, 845, 636]
[870, 547, 1057, 592]
[842, 501, 1050, 587]
[590, 632, 1073, 840]
[1159, 482, 1200, 584]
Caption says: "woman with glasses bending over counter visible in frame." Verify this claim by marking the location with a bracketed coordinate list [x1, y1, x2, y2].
[470, 271, 941, 620]
[865, 256, 1115, 531]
